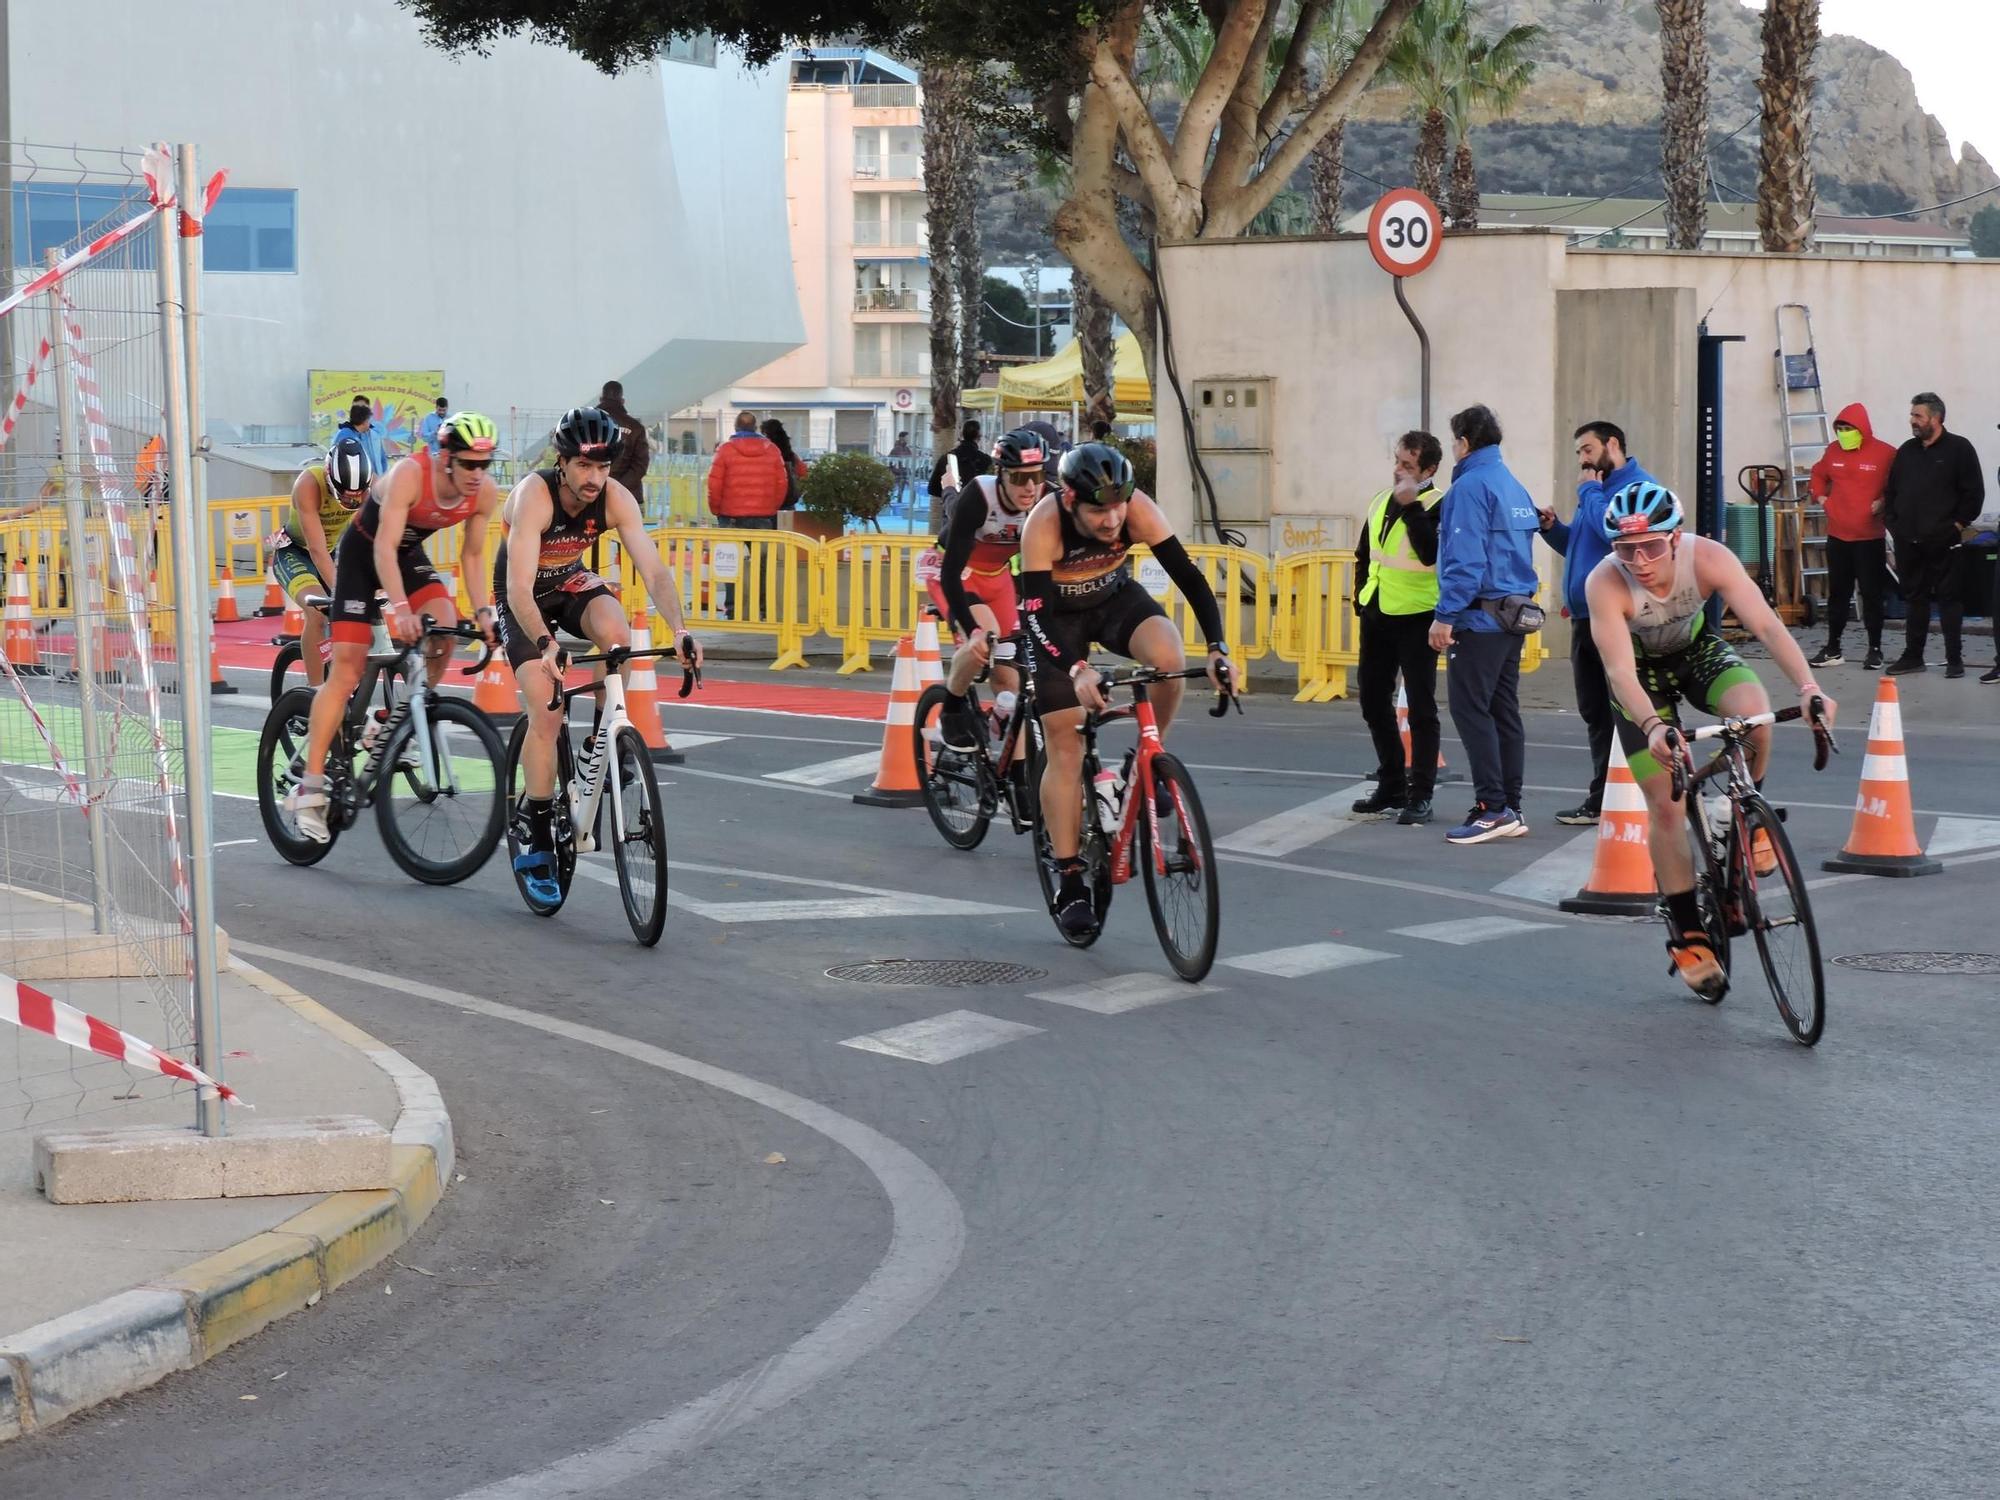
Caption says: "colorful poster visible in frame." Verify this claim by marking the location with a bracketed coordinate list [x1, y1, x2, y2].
[307, 369, 445, 454]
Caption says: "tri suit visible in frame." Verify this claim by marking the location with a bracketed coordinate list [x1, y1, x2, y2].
[492, 469, 621, 669]
[328, 457, 474, 644]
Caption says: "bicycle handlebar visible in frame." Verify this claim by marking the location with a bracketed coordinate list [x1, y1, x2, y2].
[410, 616, 494, 678]
[1084, 659, 1242, 720]
[1662, 697, 1836, 802]
[540, 638, 702, 712]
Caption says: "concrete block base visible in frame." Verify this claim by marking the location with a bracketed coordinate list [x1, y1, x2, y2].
[0, 924, 231, 981]
[34, 1115, 391, 1204]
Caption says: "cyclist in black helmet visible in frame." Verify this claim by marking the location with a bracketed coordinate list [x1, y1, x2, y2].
[496, 405, 702, 905]
[1018, 442, 1233, 940]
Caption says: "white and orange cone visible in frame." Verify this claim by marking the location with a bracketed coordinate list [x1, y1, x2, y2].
[1559, 735, 1657, 915]
[1822, 677, 1941, 876]
[5, 557, 43, 675]
[212, 573, 240, 623]
[279, 590, 305, 639]
[854, 634, 925, 808]
[472, 649, 519, 720]
[914, 614, 945, 691]
[207, 622, 237, 695]
[259, 559, 286, 615]
[1396, 677, 1446, 773]
[626, 607, 682, 764]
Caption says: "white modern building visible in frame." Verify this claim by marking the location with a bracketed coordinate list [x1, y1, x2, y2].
[5, 1, 803, 443]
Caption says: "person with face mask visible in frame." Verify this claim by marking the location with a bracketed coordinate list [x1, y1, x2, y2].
[1882, 392, 1985, 677]
[1806, 403, 1897, 669]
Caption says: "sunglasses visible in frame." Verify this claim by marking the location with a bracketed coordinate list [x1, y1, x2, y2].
[1001, 469, 1042, 488]
[453, 457, 494, 472]
[1612, 535, 1672, 564]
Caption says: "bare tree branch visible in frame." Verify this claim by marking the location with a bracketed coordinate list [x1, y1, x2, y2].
[1090, 35, 1198, 229]
[1210, 0, 1291, 190]
[1259, 0, 1334, 141]
[1170, 0, 1270, 185]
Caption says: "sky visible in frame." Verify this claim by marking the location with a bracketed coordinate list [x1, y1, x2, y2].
[1793, 0, 1998, 161]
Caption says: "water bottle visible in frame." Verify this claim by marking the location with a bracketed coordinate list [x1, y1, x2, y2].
[1093, 767, 1124, 835]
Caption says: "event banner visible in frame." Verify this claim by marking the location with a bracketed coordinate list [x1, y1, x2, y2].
[307, 369, 444, 452]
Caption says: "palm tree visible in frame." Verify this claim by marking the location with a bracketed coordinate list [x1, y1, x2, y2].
[1380, 0, 1542, 225]
[1658, 0, 1710, 250]
[921, 59, 978, 452]
[1757, 0, 1818, 252]
[1306, 0, 1381, 233]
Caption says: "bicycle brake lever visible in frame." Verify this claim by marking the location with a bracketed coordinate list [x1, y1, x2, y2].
[677, 662, 701, 699]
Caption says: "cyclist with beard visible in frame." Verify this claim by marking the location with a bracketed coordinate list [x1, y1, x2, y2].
[496, 405, 703, 905]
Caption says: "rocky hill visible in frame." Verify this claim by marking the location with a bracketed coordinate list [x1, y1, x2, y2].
[979, 0, 1995, 261]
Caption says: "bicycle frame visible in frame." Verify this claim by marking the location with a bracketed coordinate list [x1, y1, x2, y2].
[560, 672, 632, 856]
[336, 637, 467, 811]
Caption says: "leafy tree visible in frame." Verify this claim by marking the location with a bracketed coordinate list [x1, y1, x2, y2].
[1379, 0, 1540, 226]
[1971, 205, 2000, 259]
[979, 275, 1041, 357]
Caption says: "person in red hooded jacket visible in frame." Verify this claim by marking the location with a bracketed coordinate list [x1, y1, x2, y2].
[1807, 402, 1897, 668]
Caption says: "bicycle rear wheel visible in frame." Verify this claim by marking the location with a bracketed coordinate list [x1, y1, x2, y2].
[609, 726, 669, 946]
[1735, 796, 1825, 1045]
[376, 697, 506, 885]
[1032, 761, 1112, 948]
[257, 687, 338, 866]
[914, 684, 992, 850]
[1138, 751, 1220, 981]
[269, 639, 306, 701]
[501, 718, 577, 915]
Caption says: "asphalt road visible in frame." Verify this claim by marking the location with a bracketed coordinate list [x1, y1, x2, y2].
[4, 654, 1999, 1499]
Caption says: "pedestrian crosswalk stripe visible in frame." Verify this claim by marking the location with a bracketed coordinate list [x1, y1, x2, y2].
[1490, 830, 1598, 906]
[839, 1010, 1044, 1063]
[1217, 942, 1393, 978]
[1390, 916, 1560, 946]
[766, 751, 884, 786]
[1213, 784, 1372, 857]
[1926, 816, 2000, 858]
[1028, 972, 1219, 1014]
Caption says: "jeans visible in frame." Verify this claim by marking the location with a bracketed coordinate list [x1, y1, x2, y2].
[1896, 534, 1965, 665]
[1356, 607, 1441, 801]
[713, 513, 778, 617]
[1569, 621, 1614, 811]
[1824, 536, 1887, 652]
[1445, 629, 1525, 813]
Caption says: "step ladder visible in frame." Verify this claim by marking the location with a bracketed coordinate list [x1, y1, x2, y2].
[1774, 303, 1831, 623]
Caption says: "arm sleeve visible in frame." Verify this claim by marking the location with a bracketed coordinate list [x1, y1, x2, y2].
[935, 488, 986, 636]
[1404, 502, 1441, 567]
[1017, 570, 1064, 665]
[1149, 535, 1225, 647]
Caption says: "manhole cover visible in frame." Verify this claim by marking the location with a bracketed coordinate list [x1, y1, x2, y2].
[825, 959, 1048, 987]
[1832, 952, 2000, 976]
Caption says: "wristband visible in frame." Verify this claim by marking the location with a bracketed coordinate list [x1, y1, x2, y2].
[386, 599, 409, 618]
[1069, 661, 1091, 681]
[1207, 642, 1229, 657]
[1799, 681, 1821, 696]
[475, 604, 496, 620]
[1639, 715, 1664, 735]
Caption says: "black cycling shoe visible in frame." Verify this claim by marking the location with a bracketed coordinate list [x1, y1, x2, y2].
[939, 699, 981, 753]
[1397, 799, 1434, 826]
[1052, 864, 1098, 939]
[1351, 783, 1406, 817]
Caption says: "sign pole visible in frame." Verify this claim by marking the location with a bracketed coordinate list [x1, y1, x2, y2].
[1366, 188, 1443, 436]
[1394, 277, 1431, 433]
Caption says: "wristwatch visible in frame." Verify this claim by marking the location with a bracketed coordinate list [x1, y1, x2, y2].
[536, 634, 552, 653]
[1208, 641, 1230, 656]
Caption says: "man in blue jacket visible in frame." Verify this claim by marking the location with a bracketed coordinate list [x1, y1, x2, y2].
[1537, 421, 1655, 826]
[1428, 404, 1542, 844]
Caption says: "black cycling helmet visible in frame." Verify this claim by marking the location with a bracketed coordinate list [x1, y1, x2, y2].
[325, 434, 374, 505]
[1056, 442, 1135, 507]
[553, 405, 625, 462]
[992, 427, 1048, 472]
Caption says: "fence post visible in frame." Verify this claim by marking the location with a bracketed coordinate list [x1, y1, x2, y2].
[45, 254, 116, 935]
[159, 143, 226, 1137]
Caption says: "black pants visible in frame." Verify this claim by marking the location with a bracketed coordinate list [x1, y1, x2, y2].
[714, 513, 778, 617]
[1357, 606, 1441, 801]
[1569, 621, 1614, 812]
[1896, 535, 1964, 665]
[1445, 629, 1525, 813]
[1824, 536, 1887, 652]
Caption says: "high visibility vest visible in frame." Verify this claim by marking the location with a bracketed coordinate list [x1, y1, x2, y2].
[1358, 486, 1441, 615]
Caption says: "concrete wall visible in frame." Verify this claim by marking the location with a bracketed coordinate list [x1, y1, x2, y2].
[10, 0, 803, 429]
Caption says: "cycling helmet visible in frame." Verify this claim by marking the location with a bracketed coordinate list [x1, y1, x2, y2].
[438, 411, 499, 454]
[992, 427, 1048, 471]
[553, 405, 625, 462]
[325, 434, 374, 504]
[1056, 442, 1135, 506]
[1601, 480, 1684, 540]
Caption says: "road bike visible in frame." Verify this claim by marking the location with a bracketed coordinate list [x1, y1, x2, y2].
[1034, 662, 1239, 981]
[257, 614, 506, 883]
[1665, 700, 1837, 1045]
[500, 642, 698, 945]
[912, 634, 1043, 850]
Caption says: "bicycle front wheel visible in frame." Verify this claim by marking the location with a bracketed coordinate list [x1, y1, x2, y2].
[609, 726, 669, 946]
[1735, 796, 1825, 1045]
[1138, 751, 1220, 981]
[376, 697, 506, 885]
[914, 684, 991, 850]
[257, 687, 337, 866]
[1680, 808, 1733, 1003]
[1032, 766, 1111, 949]
[501, 717, 576, 916]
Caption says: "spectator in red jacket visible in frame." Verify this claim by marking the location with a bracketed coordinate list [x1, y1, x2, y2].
[706, 410, 790, 616]
[1807, 401, 1896, 669]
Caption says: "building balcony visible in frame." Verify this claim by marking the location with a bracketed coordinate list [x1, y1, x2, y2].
[854, 286, 929, 317]
[851, 220, 927, 254]
[853, 154, 923, 187]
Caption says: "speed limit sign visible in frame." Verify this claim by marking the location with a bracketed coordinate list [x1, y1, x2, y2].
[1367, 189, 1443, 277]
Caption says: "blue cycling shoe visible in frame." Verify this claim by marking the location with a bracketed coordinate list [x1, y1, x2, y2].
[512, 849, 563, 907]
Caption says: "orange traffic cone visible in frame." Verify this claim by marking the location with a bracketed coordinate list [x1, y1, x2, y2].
[1396, 677, 1446, 774]
[207, 623, 237, 695]
[914, 614, 944, 691]
[1822, 677, 1941, 876]
[5, 557, 43, 675]
[279, 591, 305, 639]
[625, 608, 681, 764]
[212, 573, 239, 623]
[259, 558, 285, 615]
[472, 651, 518, 721]
[1559, 735, 1656, 914]
[854, 633, 925, 808]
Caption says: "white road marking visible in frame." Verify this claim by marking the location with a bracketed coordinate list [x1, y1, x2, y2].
[215, 838, 259, 849]
[1214, 784, 1371, 856]
[1927, 816, 2000, 858]
[1490, 831, 1599, 906]
[839, 1010, 1044, 1064]
[226, 941, 965, 1500]
[568, 861, 1025, 924]
[666, 724, 870, 749]
[765, 751, 883, 786]
[1391, 915, 1560, 946]
[1217, 942, 1392, 978]
[1028, 972, 1218, 1014]
[1218, 850, 1585, 920]
[655, 731, 731, 752]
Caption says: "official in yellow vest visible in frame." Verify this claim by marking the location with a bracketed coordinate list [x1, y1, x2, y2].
[1352, 431, 1445, 825]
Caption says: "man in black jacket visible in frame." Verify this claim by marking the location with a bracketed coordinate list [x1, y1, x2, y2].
[1884, 392, 1985, 677]
[928, 421, 991, 498]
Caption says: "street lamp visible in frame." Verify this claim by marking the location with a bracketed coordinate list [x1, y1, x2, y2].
[1025, 255, 1042, 358]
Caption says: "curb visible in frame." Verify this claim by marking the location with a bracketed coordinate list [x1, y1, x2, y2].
[0, 957, 454, 1442]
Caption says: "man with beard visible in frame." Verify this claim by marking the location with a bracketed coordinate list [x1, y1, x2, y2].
[1537, 421, 1655, 825]
[1884, 392, 1984, 677]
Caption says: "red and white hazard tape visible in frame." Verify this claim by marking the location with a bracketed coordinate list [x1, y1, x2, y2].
[1, 970, 241, 1103]
[0, 335, 53, 455]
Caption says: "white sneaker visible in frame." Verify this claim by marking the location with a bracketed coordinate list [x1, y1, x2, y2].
[285, 786, 331, 843]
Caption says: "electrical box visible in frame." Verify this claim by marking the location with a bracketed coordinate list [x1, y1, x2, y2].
[1193, 379, 1271, 451]
[1203, 451, 1273, 525]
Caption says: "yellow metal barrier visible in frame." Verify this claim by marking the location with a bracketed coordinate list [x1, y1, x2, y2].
[820, 534, 934, 674]
[1127, 542, 1271, 685]
[624, 526, 818, 670]
[206, 495, 291, 595]
[1271, 550, 1361, 700]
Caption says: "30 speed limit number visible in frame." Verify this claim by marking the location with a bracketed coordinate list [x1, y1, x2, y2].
[1367, 189, 1443, 277]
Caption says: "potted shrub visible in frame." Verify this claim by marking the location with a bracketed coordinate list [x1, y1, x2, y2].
[795, 451, 895, 539]
[1115, 436, 1157, 495]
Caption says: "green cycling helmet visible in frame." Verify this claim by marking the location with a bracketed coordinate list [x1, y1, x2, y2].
[439, 411, 499, 454]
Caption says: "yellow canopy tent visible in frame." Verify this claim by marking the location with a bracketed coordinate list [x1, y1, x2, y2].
[964, 330, 1153, 418]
